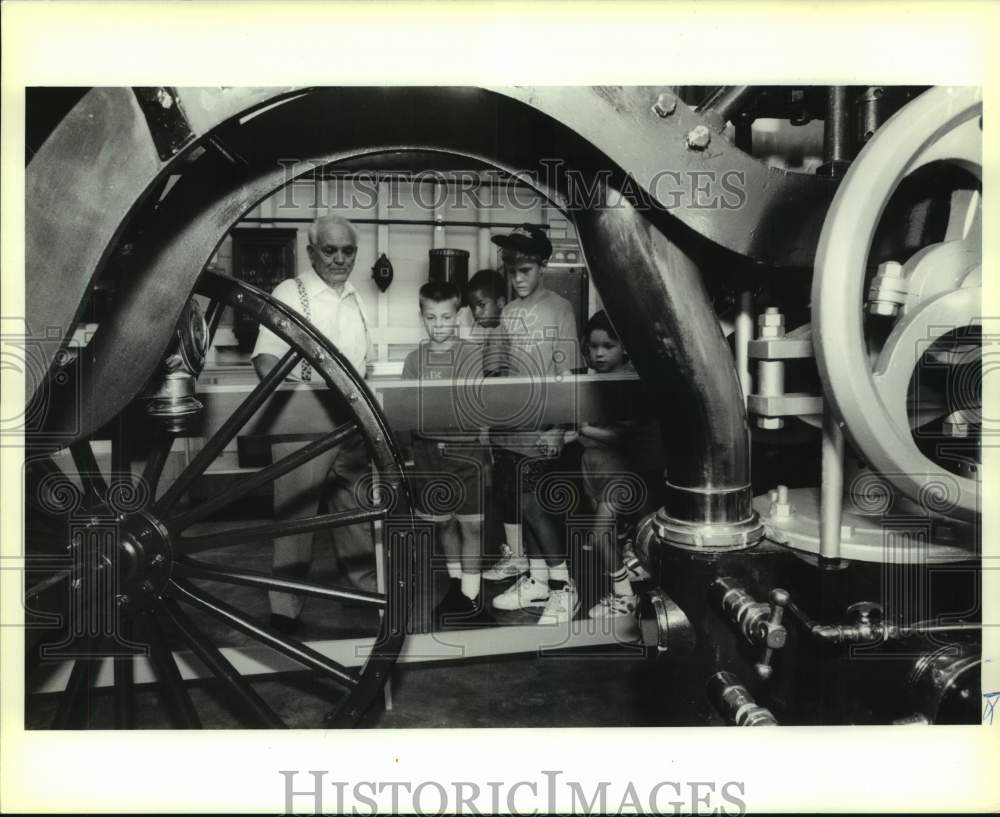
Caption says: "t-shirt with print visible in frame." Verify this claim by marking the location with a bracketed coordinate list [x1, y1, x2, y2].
[497, 287, 583, 378]
[402, 339, 485, 443]
[493, 287, 583, 453]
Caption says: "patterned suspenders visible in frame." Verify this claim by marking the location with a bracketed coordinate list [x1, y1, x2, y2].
[293, 277, 313, 382]
[292, 277, 370, 381]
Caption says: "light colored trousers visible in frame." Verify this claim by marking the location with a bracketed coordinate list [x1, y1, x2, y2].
[270, 434, 376, 619]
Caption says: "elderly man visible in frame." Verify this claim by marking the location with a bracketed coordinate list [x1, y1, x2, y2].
[252, 214, 376, 633]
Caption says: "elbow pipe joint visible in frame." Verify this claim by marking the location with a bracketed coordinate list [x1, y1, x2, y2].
[575, 186, 763, 552]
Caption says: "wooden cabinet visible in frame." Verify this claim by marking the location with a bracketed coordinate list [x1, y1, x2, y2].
[230, 228, 298, 352]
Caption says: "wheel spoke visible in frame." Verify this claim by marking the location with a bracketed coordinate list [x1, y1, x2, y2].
[205, 299, 225, 348]
[113, 622, 135, 729]
[167, 422, 361, 531]
[177, 506, 386, 554]
[110, 419, 130, 485]
[137, 432, 175, 502]
[167, 578, 360, 690]
[51, 637, 97, 729]
[173, 558, 387, 608]
[26, 568, 70, 602]
[154, 348, 302, 512]
[142, 612, 202, 729]
[159, 599, 286, 728]
[70, 440, 107, 505]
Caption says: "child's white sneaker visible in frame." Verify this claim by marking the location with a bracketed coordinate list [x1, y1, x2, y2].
[492, 575, 549, 610]
[588, 591, 639, 619]
[536, 581, 580, 625]
[622, 548, 651, 582]
[482, 545, 529, 581]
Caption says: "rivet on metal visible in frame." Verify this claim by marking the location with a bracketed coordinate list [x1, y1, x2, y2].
[653, 91, 677, 119]
[652, 92, 678, 118]
[686, 125, 712, 151]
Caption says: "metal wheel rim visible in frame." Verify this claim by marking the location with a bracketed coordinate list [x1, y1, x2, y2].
[812, 86, 982, 520]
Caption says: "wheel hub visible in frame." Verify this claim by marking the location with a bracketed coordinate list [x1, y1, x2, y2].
[115, 512, 174, 611]
[70, 509, 174, 616]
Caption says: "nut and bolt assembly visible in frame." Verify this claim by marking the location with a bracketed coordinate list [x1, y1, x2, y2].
[756, 307, 786, 429]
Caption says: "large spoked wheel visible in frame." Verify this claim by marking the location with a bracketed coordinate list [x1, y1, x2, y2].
[813, 86, 982, 520]
[24, 270, 414, 729]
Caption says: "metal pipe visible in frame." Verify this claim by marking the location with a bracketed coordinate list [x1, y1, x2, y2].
[819, 406, 845, 560]
[707, 671, 778, 726]
[734, 291, 753, 407]
[787, 600, 981, 643]
[819, 86, 853, 176]
[856, 86, 886, 145]
[698, 86, 754, 130]
[573, 186, 758, 539]
[238, 216, 540, 229]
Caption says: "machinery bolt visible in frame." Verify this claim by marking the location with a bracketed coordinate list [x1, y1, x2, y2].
[757, 416, 784, 430]
[348, 392, 358, 403]
[867, 260, 907, 317]
[151, 553, 166, 566]
[235, 293, 244, 303]
[757, 307, 786, 339]
[943, 410, 974, 438]
[141, 580, 155, 593]
[116, 594, 129, 607]
[769, 485, 793, 519]
[685, 125, 712, 150]
[72, 578, 83, 591]
[652, 92, 678, 118]
[156, 88, 174, 109]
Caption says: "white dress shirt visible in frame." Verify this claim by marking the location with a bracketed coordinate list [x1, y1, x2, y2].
[252, 266, 373, 379]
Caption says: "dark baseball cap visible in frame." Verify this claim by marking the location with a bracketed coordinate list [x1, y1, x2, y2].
[490, 224, 552, 260]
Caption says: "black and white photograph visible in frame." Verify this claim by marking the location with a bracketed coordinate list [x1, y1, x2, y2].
[2, 2, 997, 814]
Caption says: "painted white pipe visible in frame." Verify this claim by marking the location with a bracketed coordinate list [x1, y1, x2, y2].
[734, 290, 753, 406]
[820, 406, 846, 560]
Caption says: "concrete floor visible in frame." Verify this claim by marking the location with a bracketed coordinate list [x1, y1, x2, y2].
[27, 520, 659, 729]
[27, 651, 661, 729]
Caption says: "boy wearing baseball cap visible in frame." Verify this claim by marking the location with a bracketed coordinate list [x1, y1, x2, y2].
[489, 224, 584, 625]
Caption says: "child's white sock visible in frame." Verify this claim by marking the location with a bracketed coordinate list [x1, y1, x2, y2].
[549, 562, 570, 589]
[460, 571, 481, 600]
[529, 558, 549, 585]
[611, 566, 632, 597]
[446, 561, 462, 580]
[503, 523, 523, 558]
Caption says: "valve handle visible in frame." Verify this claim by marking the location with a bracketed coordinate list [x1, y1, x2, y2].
[756, 588, 790, 680]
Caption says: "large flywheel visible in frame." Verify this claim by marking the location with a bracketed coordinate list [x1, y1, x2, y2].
[25, 270, 414, 728]
[812, 86, 982, 520]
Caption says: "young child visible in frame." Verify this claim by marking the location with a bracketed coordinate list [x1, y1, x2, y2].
[463, 268, 506, 356]
[488, 224, 584, 625]
[462, 268, 530, 582]
[402, 281, 491, 627]
[566, 310, 650, 619]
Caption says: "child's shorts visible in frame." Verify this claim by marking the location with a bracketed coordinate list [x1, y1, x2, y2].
[411, 438, 489, 522]
[580, 444, 638, 513]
